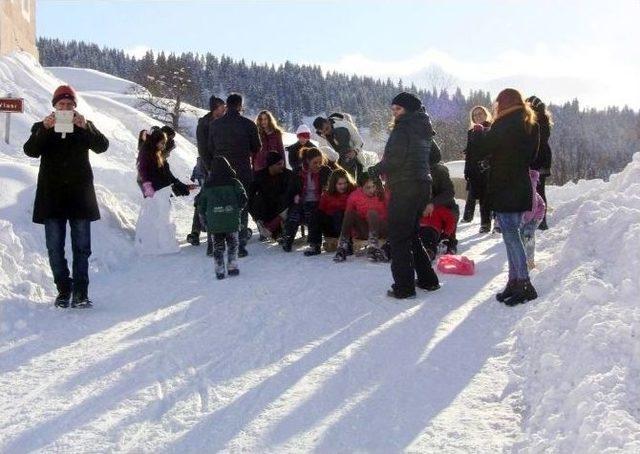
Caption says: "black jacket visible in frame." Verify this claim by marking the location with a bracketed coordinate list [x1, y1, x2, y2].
[430, 164, 456, 210]
[530, 115, 552, 175]
[206, 110, 261, 185]
[463, 122, 491, 198]
[24, 121, 109, 224]
[248, 168, 294, 220]
[373, 110, 434, 189]
[478, 109, 540, 212]
[286, 141, 306, 172]
[196, 112, 213, 163]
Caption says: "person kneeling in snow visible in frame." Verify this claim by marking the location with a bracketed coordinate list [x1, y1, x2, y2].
[248, 152, 294, 242]
[333, 173, 390, 263]
[419, 148, 460, 259]
[136, 127, 192, 199]
[24, 85, 109, 308]
[520, 169, 546, 269]
[199, 156, 248, 279]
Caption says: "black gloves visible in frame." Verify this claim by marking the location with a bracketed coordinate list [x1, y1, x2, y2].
[172, 180, 190, 197]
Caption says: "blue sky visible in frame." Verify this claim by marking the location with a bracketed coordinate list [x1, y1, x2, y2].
[37, 0, 640, 108]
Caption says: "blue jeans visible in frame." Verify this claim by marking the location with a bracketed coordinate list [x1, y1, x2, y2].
[44, 219, 92, 291]
[495, 212, 529, 281]
[520, 219, 541, 263]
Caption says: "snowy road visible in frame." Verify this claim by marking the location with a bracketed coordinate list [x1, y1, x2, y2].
[0, 218, 526, 453]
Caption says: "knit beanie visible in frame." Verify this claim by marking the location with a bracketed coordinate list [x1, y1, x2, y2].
[391, 92, 422, 113]
[52, 85, 77, 107]
[266, 151, 284, 167]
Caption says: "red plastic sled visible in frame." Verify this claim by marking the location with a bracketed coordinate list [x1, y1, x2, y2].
[437, 255, 475, 276]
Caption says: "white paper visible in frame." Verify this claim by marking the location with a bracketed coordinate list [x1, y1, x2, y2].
[54, 110, 74, 134]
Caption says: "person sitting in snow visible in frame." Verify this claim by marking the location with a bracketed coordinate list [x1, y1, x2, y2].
[286, 124, 312, 172]
[520, 169, 546, 269]
[313, 114, 364, 179]
[282, 147, 332, 254]
[198, 156, 248, 280]
[248, 151, 294, 241]
[317, 168, 357, 253]
[333, 172, 390, 263]
[23, 85, 109, 308]
[419, 145, 460, 259]
[136, 128, 192, 198]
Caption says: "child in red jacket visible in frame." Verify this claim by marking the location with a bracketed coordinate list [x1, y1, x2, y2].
[334, 173, 389, 262]
[316, 168, 356, 252]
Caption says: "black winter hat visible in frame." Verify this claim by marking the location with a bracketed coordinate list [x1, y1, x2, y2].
[209, 96, 224, 111]
[391, 92, 422, 113]
[266, 151, 284, 167]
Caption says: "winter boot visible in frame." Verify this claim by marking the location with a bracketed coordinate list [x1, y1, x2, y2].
[71, 285, 93, 308]
[215, 261, 226, 280]
[504, 280, 538, 306]
[496, 280, 516, 302]
[238, 244, 248, 258]
[538, 219, 549, 231]
[387, 285, 416, 300]
[304, 243, 322, 256]
[416, 279, 441, 292]
[333, 247, 347, 262]
[282, 235, 294, 252]
[54, 280, 72, 308]
[479, 224, 491, 234]
[227, 259, 239, 277]
[186, 232, 200, 246]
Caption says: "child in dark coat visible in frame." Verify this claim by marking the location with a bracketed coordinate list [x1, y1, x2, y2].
[199, 156, 248, 279]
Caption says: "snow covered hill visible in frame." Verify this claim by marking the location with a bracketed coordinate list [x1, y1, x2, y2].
[1, 52, 639, 453]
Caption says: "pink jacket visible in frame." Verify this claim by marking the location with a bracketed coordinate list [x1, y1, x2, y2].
[523, 169, 546, 225]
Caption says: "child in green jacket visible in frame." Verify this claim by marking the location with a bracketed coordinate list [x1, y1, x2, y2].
[199, 156, 248, 279]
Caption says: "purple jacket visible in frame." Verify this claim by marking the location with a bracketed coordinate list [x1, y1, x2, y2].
[522, 169, 546, 225]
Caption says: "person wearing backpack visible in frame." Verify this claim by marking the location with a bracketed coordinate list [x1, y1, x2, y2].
[313, 113, 364, 179]
[199, 156, 248, 280]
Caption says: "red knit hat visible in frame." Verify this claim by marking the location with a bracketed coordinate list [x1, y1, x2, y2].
[52, 85, 77, 107]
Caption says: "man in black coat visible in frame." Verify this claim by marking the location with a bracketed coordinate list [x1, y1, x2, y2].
[369, 92, 440, 299]
[23, 85, 109, 308]
[206, 93, 261, 256]
[188, 96, 226, 246]
[247, 152, 294, 240]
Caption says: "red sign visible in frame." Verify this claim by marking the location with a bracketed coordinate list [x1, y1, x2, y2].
[0, 98, 24, 113]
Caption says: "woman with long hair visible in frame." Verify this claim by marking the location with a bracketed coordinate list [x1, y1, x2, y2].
[368, 92, 440, 299]
[479, 88, 540, 306]
[136, 128, 190, 198]
[462, 105, 493, 232]
[526, 95, 553, 230]
[254, 110, 285, 173]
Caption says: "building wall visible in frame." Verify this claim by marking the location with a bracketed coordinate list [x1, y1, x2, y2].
[0, 0, 38, 58]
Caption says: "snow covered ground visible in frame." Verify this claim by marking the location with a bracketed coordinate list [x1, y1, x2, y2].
[1, 52, 639, 453]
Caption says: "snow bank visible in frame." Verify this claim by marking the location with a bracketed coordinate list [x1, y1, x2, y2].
[508, 152, 640, 452]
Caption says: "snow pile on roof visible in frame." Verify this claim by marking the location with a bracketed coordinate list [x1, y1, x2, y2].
[508, 152, 640, 452]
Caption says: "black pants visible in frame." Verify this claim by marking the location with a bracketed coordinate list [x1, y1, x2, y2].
[213, 232, 239, 272]
[537, 175, 548, 227]
[388, 181, 439, 293]
[319, 211, 344, 238]
[463, 191, 491, 226]
[285, 201, 322, 245]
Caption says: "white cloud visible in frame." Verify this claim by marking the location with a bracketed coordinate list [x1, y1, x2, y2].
[316, 44, 640, 109]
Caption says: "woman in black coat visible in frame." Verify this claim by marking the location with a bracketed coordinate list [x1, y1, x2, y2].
[463, 105, 493, 232]
[526, 95, 552, 230]
[478, 88, 540, 306]
[369, 92, 440, 299]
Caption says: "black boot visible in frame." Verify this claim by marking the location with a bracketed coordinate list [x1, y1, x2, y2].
[238, 244, 248, 258]
[54, 280, 72, 308]
[386, 285, 416, 299]
[496, 280, 516, 302]
[186, 232, 200, 246]
[282, 236, 294, 252]
[504, 280, 538, 306]
[304, 243, 321, 256]
[416, 279, 441, 291]
[333, 247, 347, 262]
[71, 285, 93, 308]
[479, 224, 491, 234]
[445, 237, 458, 255]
